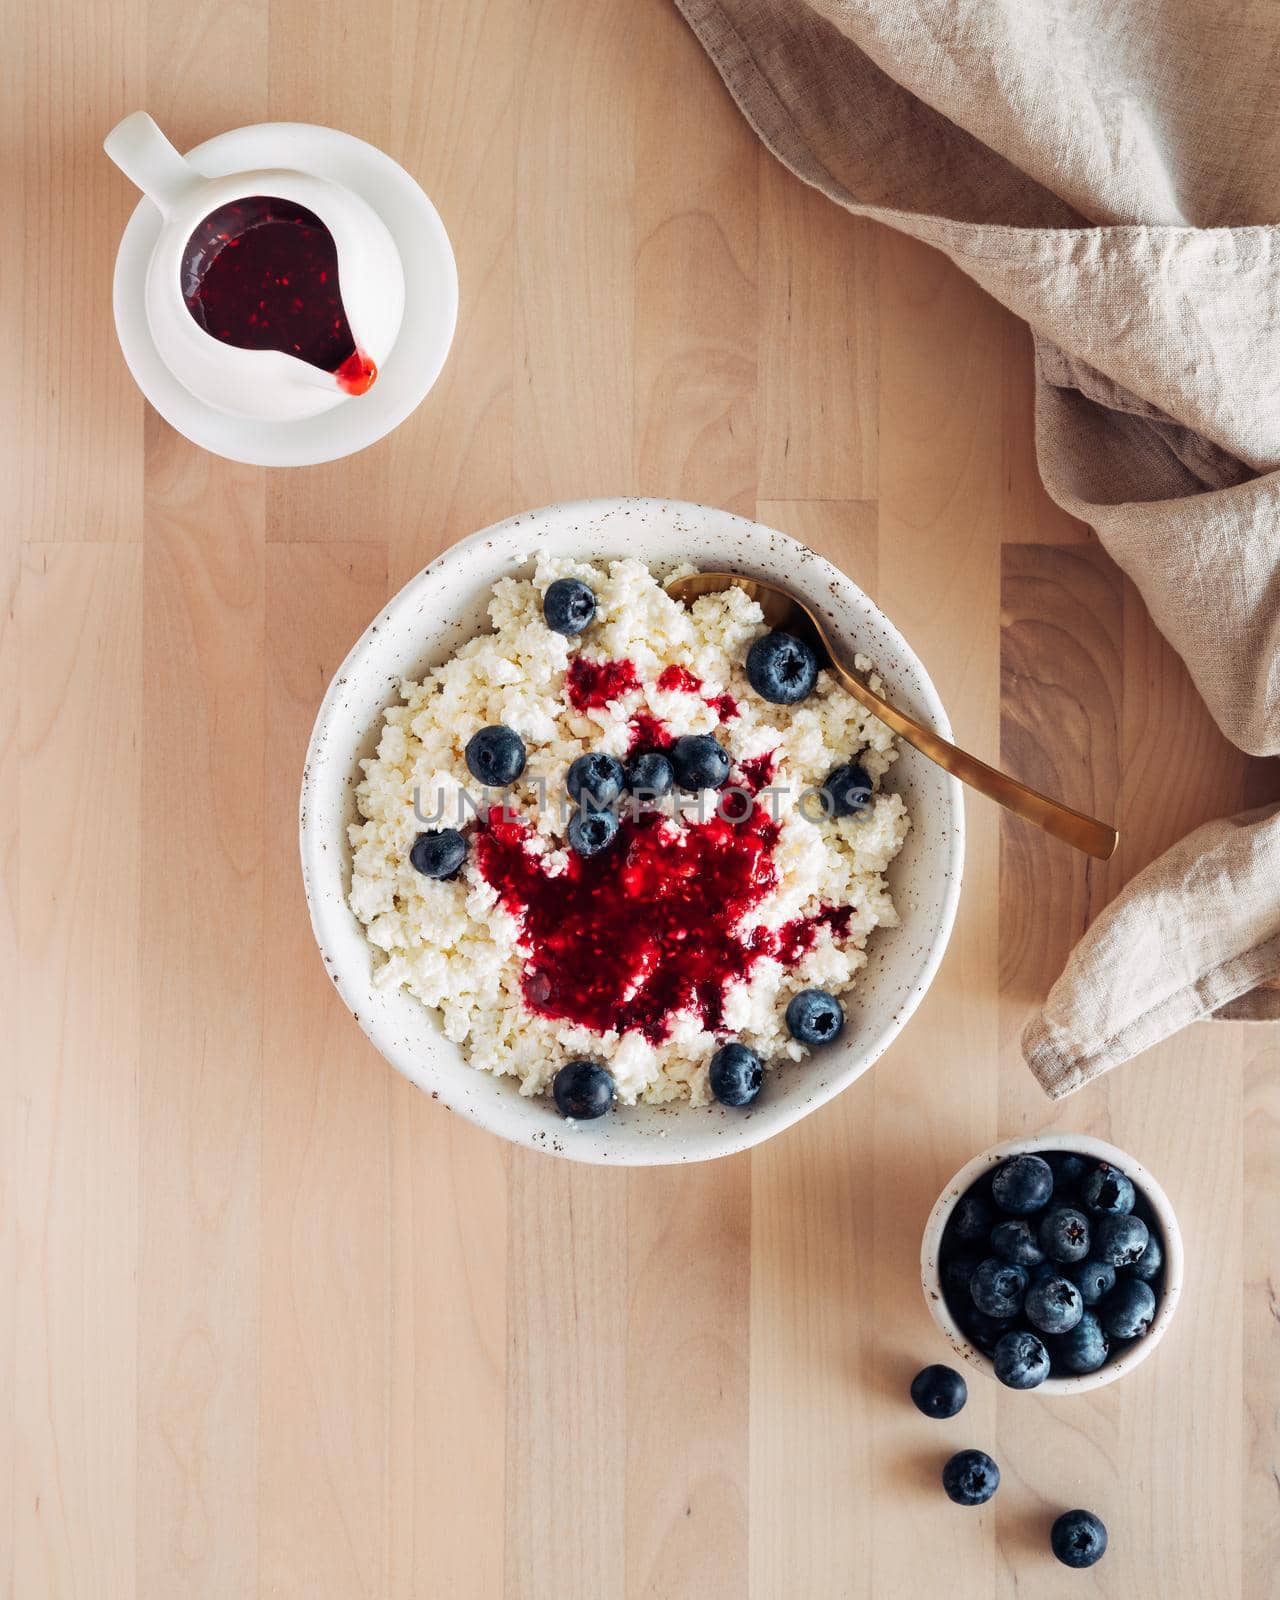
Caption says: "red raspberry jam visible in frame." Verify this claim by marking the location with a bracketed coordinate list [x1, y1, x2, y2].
[565, 656, 641, 711]
[625, 711, 673, 755]
[180, 195, 377, 394]
[771, 905, 855, 966]
[654, 663, 739, 722]
[657, 664, 701, 693]
[475, 804, 787, 1040]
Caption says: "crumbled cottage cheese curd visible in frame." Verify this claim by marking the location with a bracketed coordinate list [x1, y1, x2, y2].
[348, 555, 911, 1106]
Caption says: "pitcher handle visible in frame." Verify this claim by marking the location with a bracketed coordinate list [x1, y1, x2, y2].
[104, 112, 201, 215]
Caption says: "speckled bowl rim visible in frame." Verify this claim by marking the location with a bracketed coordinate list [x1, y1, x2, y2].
[921, 1133, 1184, 1393]
[300, 497, 965, 1165]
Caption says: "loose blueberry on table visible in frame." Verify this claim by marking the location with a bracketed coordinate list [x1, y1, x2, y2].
[937, 1149, 1166, 1385]
[1050, 1509, 1108, 1569]
[910, 1364, 967, 1419]
[942, 1449, 1000, 1506]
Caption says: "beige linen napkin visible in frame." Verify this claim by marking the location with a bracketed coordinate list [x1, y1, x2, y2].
[677, 0, 1280, 1090]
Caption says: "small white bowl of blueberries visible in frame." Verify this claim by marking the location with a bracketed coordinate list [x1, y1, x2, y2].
[908, 1136, 1183, 1570]
[921, 1134, 1182, 1396]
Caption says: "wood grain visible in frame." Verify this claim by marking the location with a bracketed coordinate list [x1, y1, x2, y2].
[8, 1, 1280, 1596]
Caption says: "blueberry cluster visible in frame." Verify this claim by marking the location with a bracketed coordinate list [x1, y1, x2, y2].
[940, 1151, 1165, 1387]
[909, 1365, 1109, 1567]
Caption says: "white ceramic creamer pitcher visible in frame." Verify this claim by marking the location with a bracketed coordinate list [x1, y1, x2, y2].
[104, 112, 405, 422]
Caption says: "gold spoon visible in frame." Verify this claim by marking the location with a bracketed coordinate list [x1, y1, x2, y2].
[665, 571, 1119, 860]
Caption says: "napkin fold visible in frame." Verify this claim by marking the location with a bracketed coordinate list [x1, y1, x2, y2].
[677, 0, 1280, 1090]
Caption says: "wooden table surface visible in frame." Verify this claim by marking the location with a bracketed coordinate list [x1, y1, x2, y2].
[8, 1, 1280, 1596]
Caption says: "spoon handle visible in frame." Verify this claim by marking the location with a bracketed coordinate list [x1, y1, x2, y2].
[826, 657, 1118, 860]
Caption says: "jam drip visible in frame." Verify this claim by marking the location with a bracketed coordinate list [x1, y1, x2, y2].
[180, 195, 376, 392]
[476, 805, 782, 1040]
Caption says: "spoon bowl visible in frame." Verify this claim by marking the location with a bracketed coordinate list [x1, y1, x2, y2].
[665, 570, 1119, 859]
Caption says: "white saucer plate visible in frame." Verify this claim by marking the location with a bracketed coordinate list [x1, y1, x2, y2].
[111, 121, 458, 467]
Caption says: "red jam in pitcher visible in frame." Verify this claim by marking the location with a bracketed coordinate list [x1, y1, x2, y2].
[179, 196, 377, 395]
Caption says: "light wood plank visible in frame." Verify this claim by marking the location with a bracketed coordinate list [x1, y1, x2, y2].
[634, 1, 757, 516]
[388, 1087, 509, 1600]
[259, 543, 391, 1598]
[12, 0, 145, 540]
[998, 542, 1124, 1024]
[383, 0, 520, 582]
[15, 545, 141, 1600]
[505, 1156, 627, 1600]
[512, 0, 640, 505]
[137, 425, 265, 1600]
[757, 154, 878, 500]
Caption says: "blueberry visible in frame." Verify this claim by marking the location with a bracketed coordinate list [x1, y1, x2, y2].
[1039, 1206, 1091, 1264]
[1130, 1230, 1164, 1283]
[991, 1154, 1054, 1216]
[784, 988, 844, 1047]
[1081, 1162, 1136, 1217]
[1064, 1258, 1116, 1306]
[1050, 1509, 1108, 1569]
[948, 1192, 995, 1244]
[625, 750, 674, 798]
[910, 1364, 967, 1420]
[1052, 1311, 1110, 1374]
[993, 1329, 1051, 1390]
[941, 1250, 981, 1302]
[669, 733, 731, 791]
[567, 751, 625, 809]
[746, 631, 819, 704]
[959, 1308, 1012, 1357]
[708, 1042, 763, 1107]
[542, 577, 596, 636]
[942, 1449, 999, 1506]
[1046, 1150, 1089, 1189]
[990, 1219, 1046, 1268]
[1093, 1212, 1150, 1268]
[465, 724, 526, 786]
[825, 762, 873, 818]
[552, 1059, 615, 1119]
[969, 1258, 1028, 1319]
[1025, 1274, 1084, 1335]
[1099, 1276, 1156, 1340]
[567, 807, 619, 856]
[408, 827, 467, 879]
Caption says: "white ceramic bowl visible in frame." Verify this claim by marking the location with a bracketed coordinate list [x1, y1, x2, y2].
[300, 497, 964, 1165]
[921, 1134, 1184, 1393]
